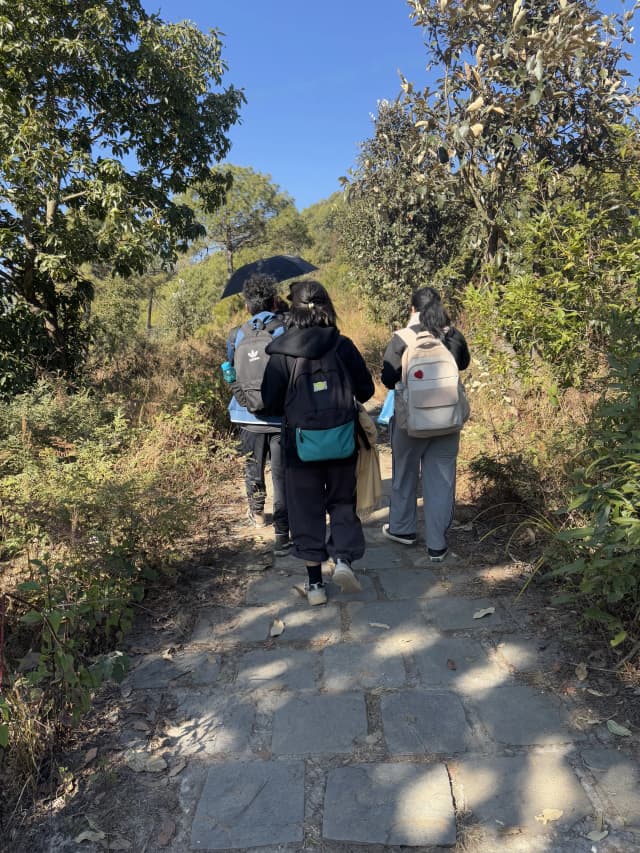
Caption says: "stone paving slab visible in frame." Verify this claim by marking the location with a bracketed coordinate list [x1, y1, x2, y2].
[191, 606, 275, 645]
[351, 544, 406, 572]
[381, 690, 474, 755]
[322, 641, 407, 691]
[190, 760, 305, 849]
[472, 684, 584, 746]
[413, 636, 510, 694]
[581, 748, 640, 828]
[271, 692, 367, 755]
[450, 752, 593, 834]
[266, 599, 343, 644]
[125, 649, 220, 689]
[420, 595, 505, 630]
[246, 569, 377, 604]
[493, 637, 555, 672]
[323, 762, 456, 846]
[235, 647, 319, 691]
[346, 600, 433, 655]
[166, 689, 255, 757]
[377, 567, 449, 600]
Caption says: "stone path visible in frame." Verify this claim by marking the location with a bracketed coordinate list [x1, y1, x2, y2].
[112, 450, 639, 853]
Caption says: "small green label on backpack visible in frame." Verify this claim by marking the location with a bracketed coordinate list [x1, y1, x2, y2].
[313, 380, 328, 392]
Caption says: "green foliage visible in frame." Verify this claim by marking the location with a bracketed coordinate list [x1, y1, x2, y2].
[404, 0, 636, 261]
[184, 165, 294, 273]
[0, 0, 243, 387]
[550, 348, 640, 644]
[341, 101, 472, 327]
[463, 151, 640, 389]
[262, 206, 312, 256]
[301, 193, 344, 265]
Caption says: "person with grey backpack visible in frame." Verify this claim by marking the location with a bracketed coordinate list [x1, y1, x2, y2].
[225, 274, 291, 555]
[380, 287, 470, 562]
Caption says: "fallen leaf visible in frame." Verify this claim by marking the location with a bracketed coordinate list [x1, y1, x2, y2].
[83, 747, 98, 765]
[369, 622, 390, 630]
[74, 830, 106, 844]
[446, 658, 457, 670]
[586, 829, 609, 842]
[168, 758, 187, 777]
[270, 618, 285, 637]
[575, 662, 588, 680]
[535, 808, 563, 824]
[587, 688, 605, 697]
[473, 607, 495, 619]
[607, 719, 632, 737]
[157, 819, 176, 847]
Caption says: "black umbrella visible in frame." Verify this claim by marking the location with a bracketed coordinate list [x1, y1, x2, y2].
[221, 254, 318, 299]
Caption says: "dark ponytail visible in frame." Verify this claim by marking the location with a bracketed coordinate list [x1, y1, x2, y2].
[287, 280, 338, 329]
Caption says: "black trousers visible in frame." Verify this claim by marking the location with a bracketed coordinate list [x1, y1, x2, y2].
[285, 455, 365, 564]
[239, 429, 288, 535]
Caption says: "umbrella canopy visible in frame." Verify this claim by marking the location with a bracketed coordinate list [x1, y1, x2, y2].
[221, 255, 318, 299]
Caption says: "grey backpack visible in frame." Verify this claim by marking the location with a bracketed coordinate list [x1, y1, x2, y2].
[232, 315, 284, 413]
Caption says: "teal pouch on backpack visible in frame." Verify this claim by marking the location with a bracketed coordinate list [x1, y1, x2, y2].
[295, 421, 355, 462]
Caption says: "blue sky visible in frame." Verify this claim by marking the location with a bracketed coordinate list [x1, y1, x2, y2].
[145, 1, 639, 211]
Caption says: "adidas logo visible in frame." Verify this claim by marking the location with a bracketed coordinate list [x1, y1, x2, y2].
[247, 349, 260, 362]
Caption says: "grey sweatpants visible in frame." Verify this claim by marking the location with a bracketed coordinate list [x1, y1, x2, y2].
[388, 418, 460, 552]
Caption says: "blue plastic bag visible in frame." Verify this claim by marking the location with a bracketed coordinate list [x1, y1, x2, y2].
[377, 390, 395, 425]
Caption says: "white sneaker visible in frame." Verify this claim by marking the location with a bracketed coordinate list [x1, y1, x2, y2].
[427, 549, 458, 563]
[305, 582, 327, 606]
[333, 559, 362, 593]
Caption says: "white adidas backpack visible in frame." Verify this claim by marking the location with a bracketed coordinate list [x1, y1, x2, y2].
[394, 327, 470, 437]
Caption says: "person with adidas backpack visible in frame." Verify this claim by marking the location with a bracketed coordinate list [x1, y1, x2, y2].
[225, 274, 291, 555]
[261, 280, 375, 606]
[380, 287, 470, 563]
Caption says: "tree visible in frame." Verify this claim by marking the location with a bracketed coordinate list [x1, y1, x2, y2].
[403, 0, 636, 262]
[301, 193, 344, 265]
[262, 206, 312, 257]
[340, 100, 472, 326]
[0, 0, 244, 384]
[186, 165, 293, 273]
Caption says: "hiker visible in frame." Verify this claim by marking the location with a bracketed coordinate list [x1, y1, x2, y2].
[225, 273, 291, 555]
[381, 286, 470, 562]
[261, 280, 375, 605]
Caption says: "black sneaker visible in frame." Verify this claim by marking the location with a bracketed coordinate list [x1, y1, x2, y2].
[381, 524, 416, 545]
[273, 533, 294, 555]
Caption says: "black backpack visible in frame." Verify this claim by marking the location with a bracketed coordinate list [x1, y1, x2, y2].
[284, 347, 356, 462]
[232, 314, 284, 413]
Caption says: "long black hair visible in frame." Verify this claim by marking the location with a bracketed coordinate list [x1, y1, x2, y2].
[287, 280, 338, 329]
[413, 286, 450, 339]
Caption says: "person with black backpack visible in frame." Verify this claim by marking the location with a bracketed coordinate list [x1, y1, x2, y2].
[380, 287, 470, 563]
[261, 280, 375, 606]
[226, 274, 291, 554]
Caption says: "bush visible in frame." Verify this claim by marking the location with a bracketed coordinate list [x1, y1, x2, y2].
[550, 349, 640, 645]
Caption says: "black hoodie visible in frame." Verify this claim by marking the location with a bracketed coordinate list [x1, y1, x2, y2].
[262, 325, 374, 417]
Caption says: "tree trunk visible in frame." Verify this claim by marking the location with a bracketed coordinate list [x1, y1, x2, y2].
[146, 287, 154, 330]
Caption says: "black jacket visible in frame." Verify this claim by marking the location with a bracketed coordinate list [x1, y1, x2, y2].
[381, 323, 470, 390]
[262, 325, 374, 416]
